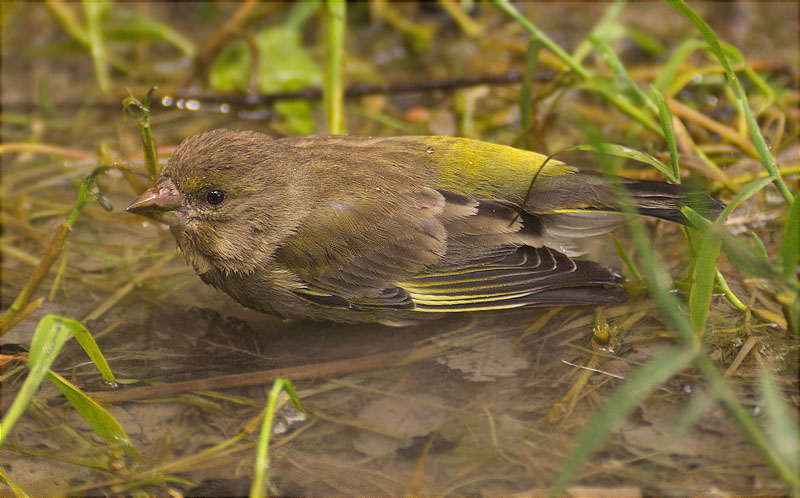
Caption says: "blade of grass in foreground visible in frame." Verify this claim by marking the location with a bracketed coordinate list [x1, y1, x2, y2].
[45, 370, 139, 458]
[1, 314, 136, 457]
[323, 0, 346, 135]
[0, 314, 71, 446]
[667, 0, 793, 205]
[758, 365, 799, 476]
[250, 378, 302, 498]
[550, 130, 700, 494]
[549, 346, 696, 494]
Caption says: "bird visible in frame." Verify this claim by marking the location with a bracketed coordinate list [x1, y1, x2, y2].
[127, 129, 723, 326]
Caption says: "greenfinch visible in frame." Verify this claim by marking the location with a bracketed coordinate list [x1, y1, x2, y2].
[127, 129, 722, 326]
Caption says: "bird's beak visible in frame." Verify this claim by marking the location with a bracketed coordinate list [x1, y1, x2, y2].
[126, 177, 183, 220]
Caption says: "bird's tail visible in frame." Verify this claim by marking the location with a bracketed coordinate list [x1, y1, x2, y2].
[526, 170, 724, 226]
[620, 177, 725, 224]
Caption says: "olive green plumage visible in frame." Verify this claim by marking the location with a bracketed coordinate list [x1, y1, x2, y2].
[127, 129, 723, 326]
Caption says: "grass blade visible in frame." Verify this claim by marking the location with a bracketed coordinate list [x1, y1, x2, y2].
[758, 365, 799, 476]
[550, 346, 696, 494]
[667, 0, 793, 205]
[0, 315, 71, 446]
[611, 234, 642, 280]
[779, 192, 800, 282]
[45, 370, 138, 458]
[323, 0, 346, 135]
[695, 355, 797, 488]
[651, 86, 680, 182]
[81, 0, 111, 93]
[58, 316, 115, 382]
[652, 38, 706, 95]
[492, 0, 590, 80]
[250, 378, 302, 498]
[587, 34, 655, 113]
[519, 39, 540, 150]
[563, 143, 677, 183]
[688, 225, 722, 337]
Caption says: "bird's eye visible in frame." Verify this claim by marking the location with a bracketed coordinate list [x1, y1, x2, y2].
[206, 189, 226, 205]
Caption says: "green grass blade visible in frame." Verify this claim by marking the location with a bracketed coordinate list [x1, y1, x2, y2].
[81, 0, 111, 93]
[689, 226, 722, 337]
[0, 470, 30, 497]
[106, 15, 196, 57]
[695, 355, 797, 488]
[750, 232, 771, 267]
[492, 0, 591, 80]
[0, 314, 71, 446]
[759, 366, 799, 475]
[779, 192, 800, 333]
[59, 316, 115, 382]
[563, 143, 677, 183]
[323, 0, 346, 135]
[667, 0, 793, 205]
[571, 1, 625, 63]
[683, 202, 777, 282]
[611, 235, 642, 280]
[651, 86, 680, 182]
[250, 378, 302, 498]
[718, 175, 777, 221]
[652, 38, 706, 95]
[779, 192, 800, 282]
[587, 34, 655, 113]
[587, 134, 694, 341]
[550, 346, 696, 494]
[45, 370, 139, 458]
[519, 40, 540, 150]
[574, 79, 663, 136]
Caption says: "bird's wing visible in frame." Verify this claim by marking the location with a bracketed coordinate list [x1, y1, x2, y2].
[276, 187, 626, 313]
[398, 245, 626, 312]
[274, 187, 449, 309]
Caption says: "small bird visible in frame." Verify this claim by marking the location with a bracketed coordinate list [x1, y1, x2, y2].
[127, 129, 722, 326]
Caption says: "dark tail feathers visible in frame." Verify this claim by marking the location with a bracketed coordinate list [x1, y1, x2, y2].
[623, 179, 725, 225]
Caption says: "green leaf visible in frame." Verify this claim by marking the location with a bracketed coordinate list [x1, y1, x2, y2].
[684, 207, 778, 281]
[689, 227, 722, 336]
[571, 2, 625, 63]
[250, 378, 302, 498]
[209, 25, 322, 134]
[750, 232, 771, 268]
[323, 0, 346, 135]
[759, 367, 799, 474]
[779, 192, 800, 282]
[255, 27, 322, 93]
[520, 40, 540, 150]
[587, 34, 654, 113]
[45, 370, 139, 458]
[652, 39, 706, 95]
[667, 0, 793, 205]
[718, 175, 777, 221]
[81, 0, 112, 94]
[626, 26, 666, 56]
[563, 143, 678, 183]
[61, 317, 115, 382]
[651, 86, 680, 182]
[105, 15, 196, 57]
[550, 346, 696, 494]
[209, 41, 250, 92]
[1, 314, 71, 446]
[611, 234, 642, 280]
[275, 100, 315, 136]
